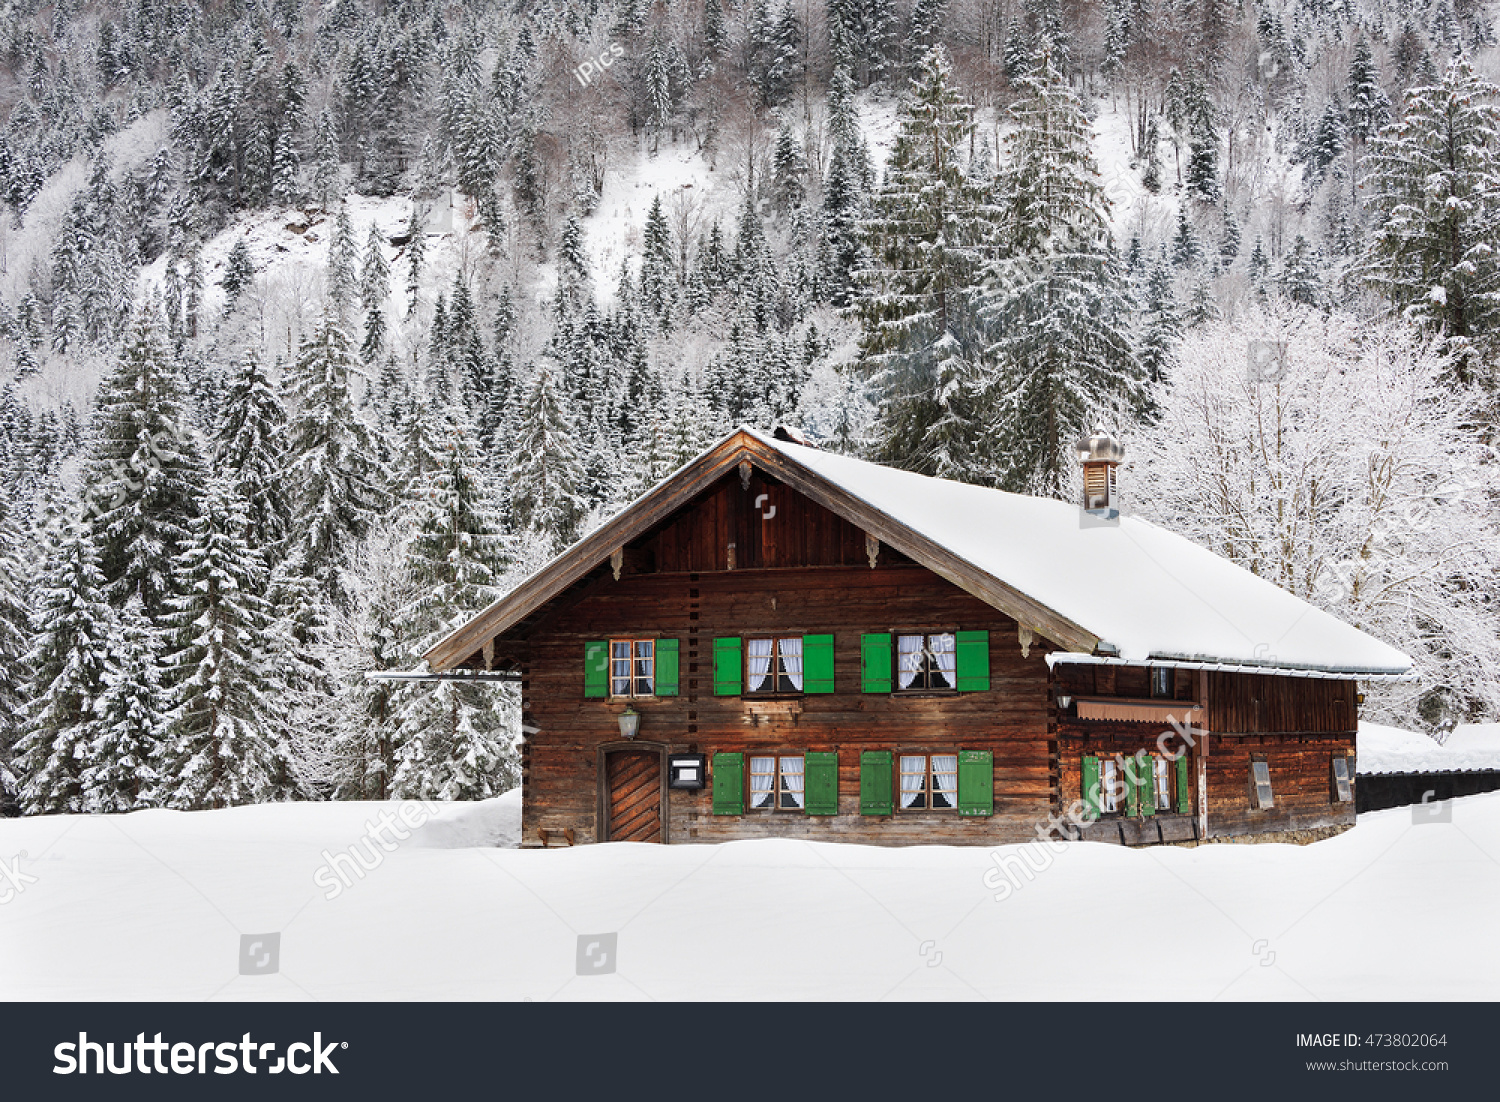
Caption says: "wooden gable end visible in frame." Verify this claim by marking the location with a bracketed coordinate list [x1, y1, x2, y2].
[644, 467, 885, 573]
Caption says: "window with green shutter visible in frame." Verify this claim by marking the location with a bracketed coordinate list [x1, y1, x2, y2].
[712, 752, 744, 815]
[802, 634, 834, 693]
[654, 639, 679, 696]
[713, 637, 742, 696]
[957, 750, 993, 816]
[1138, 754, 1155, 818]
[583, 640, 609, 698]
[1175, 754, 1191, 814]
[1081, 755, 1101, 821]
[954, 630, 990, 691]
[860, 750, 893, 815]
[1125, 754, 1142, 817]
[804, 751, 838, 816]
[861, 633, 892, 693]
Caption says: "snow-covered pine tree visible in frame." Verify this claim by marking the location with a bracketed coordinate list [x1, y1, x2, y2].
[15, 522, 115, 814]
[508, 360, 589, 555]
[82, 305, 206, 621]
[1138, 257, 1181, 387]
[857, 47, 997, 481]
[820, 63, 870, 308]
[640, 195, 677, 329]
[284, 317, 388, 598]
[222, 237, 255, 306]
[1346, 39, 1391, 148]
[160, 476, 295, 810]
[80, 600, 165, 812]
[403, 202, 425, 316]
[312, 107, 341, 210]
[770, 115, 806, 211]
[387, 409, 517, 800]
[327, 203, 359, 322]
[359, 220, 390, 362]
[983, 46, 1146, 496]
[0, 500, 28, 812]
[215, 351, 291, 553]
[1358, 55, 1500, 385]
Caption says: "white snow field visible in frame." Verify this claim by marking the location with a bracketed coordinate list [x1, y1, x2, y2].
[1, 786, 1496, 1001]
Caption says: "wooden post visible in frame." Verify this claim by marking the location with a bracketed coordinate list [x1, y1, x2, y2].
[1196, 669, 1211, 839]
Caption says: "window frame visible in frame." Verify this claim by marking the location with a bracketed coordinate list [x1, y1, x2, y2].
[1150, 666, 1175, 699]
[891, 629, 960, 694]
[1331, 755, 1353, 803]
[1250, 758, 1275, 810]
[1153, 754, 1174, 811]
[608, 638, 656, 699]
[744, 635, 806, 696]
[1098, 756, 1121, 815]
[897, 750, 961, 812]
[747, 752, 806, 811]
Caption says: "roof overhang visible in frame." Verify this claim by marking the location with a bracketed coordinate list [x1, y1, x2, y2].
[1045, 652, 1417, 682]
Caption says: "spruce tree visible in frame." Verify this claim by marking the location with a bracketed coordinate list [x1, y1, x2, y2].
[160, 478, 295, 809]
[508, 362, 589, 554]
[984, 48, 1146, 496]
[215, 352, 291, 553]
[81, 600, 165, 812]
[857, 48, 996, 480]
[15, 523, 115, 815]
[285, 318, 388, 597]
[360, 221, 390, 362]
[1359, 56, 1500, 382]
[82, 306, 206, 621]
[0, 502, 28, 812]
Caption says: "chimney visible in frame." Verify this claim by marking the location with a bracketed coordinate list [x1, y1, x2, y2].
[1074, 427, 1125, 518]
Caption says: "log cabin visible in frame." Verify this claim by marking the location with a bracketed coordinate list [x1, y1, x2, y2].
[423, 427, 1414, 848]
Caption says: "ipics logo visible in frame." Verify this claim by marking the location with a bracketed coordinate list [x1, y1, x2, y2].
[575, 43, 624, 88]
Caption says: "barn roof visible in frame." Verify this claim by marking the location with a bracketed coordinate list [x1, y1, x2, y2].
[424, 427, 1414, 679]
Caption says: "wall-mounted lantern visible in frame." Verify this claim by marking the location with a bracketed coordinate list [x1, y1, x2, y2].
[668, 754, 707, 790]
[617, 706, 641, 740]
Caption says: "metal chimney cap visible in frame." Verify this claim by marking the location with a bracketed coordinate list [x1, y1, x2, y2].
[1074, 427, 1125, 466]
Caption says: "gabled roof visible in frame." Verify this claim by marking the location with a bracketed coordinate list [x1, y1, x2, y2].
[425, 427, 1414, 678]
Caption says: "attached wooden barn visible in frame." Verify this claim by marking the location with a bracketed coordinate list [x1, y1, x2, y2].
[423, 427, 1413, 848]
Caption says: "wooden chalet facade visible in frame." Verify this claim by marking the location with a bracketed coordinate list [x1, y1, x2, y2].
[424, 428, 1413, 849]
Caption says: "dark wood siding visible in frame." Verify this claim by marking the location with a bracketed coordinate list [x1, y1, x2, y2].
[1206, 671, 1356, 735]
[519, 563, 1054, 846]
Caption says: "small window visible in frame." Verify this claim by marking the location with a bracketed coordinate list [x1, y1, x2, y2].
[746, 637, 803, 694]
[749, 754, 804, 810]
[1250, 759, 1274, 809]
[1151, 666, 1174, 698]
[895, 632, 957, 691]
[1154, 755, 1173, 811]
[1331, 756, 1352, 803]
[609, 639, 654, 697]
[899, 753, 959, 810]
[1099, 758, 1120, 814]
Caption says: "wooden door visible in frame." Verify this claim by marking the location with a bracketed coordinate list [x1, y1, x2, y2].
[605, 748, 663, 842]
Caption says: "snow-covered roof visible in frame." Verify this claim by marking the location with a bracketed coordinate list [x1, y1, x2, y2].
[1357, 722, 1500, 776]
[760, 432, 1414, 677]
[426, 427, 1414, 677]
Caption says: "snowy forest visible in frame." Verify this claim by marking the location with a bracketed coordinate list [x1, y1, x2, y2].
[0, 0, 1498, 816]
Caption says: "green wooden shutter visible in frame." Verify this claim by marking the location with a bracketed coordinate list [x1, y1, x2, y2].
[654, 639, 679, 696]
[1175, 754, 1191, 814]
[802, 634, 835, 693]
[1139, 755, 1156, 818]
[713, 637, 742, 696]
[861, 633, 892, 693]
[583, 640, 609, 698]
[860, 750, 893, 815]
[711, 752, 744, 815]
[804, 751, 838, 816]
[1125, 754, 1141, 818]
[957, 750, 993, 816]
[1081, 755, 1101, 822]
[955, 630, 990, 691]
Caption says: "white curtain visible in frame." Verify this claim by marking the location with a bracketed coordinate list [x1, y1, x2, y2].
[932, 754, 958, 809]
[750, 756, 775, 809]
[931, 634, 956, 687]
[900, 754, 926, 808]
[747, 638, 774, 692]
[1101, 760, 1119, 812]
[634, 640, 654, 693]
[779, 755, 805, 808]
[897, 635, 923, 689]
[1154, 757, 1170, 809]
[610, 641, 631, 695]
[779, 637, 803, 691]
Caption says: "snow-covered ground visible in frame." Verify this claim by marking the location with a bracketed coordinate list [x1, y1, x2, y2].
[1, 787, 1496, 1001]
